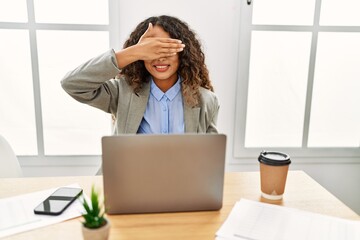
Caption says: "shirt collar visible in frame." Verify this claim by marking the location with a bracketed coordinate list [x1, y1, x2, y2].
[150, 76, 181, 102]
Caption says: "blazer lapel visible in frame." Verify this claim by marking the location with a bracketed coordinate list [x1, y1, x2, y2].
[184, 104, 200, 133]
[125, 82, 150, 133]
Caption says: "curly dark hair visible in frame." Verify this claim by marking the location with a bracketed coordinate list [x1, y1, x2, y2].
[120, 15, 213, 107]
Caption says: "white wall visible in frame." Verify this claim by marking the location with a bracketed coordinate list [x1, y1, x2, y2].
[20, 0, 360, 215]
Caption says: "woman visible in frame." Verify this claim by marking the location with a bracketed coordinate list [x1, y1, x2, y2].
[61, 15, 219, 134]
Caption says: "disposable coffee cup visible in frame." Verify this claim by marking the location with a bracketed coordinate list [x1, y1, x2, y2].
[258, 151, 291, 200]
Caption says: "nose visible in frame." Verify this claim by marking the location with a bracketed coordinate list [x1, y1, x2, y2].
[158, 57, 166, 62]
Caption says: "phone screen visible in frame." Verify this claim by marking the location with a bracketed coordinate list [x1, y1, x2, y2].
[34, 187, 83, 215]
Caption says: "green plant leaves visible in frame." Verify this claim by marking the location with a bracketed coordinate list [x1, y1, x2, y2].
[81, 185, 106, 229]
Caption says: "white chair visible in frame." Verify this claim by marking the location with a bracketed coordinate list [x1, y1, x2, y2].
[0, 135, 22, 177]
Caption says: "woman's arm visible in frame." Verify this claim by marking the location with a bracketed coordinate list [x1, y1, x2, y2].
[61, 49, 121, 114]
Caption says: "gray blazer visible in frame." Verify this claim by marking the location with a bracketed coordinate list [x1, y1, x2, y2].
[61, 49, 219, 134]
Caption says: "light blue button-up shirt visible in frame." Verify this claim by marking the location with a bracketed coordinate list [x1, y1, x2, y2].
[137, 77, 185, 134]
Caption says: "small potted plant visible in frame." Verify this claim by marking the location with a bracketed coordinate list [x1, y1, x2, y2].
[81, 186, 110, 240]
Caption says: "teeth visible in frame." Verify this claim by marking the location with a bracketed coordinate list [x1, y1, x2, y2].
[155, 65, 168, 69]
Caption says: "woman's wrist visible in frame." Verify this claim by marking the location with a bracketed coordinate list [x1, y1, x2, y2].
[115, 45, 141, 69]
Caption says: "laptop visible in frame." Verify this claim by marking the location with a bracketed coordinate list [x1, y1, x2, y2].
[101, 134, 226, 214]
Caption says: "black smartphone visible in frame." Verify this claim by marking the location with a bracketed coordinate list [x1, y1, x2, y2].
[34, 187, 83, 216]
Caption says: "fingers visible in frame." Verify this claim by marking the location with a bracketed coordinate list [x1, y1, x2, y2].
[136, 35, 185, 61]
[155, 46, 184, 58]
[158, 41, 185, 52]
[148, 39, 185, 56]
[142, 23, 153, 38]
[138, 23, 154, 43]
[145, 46, 184, 61]
[167, 45, 184, 54]
[158, 37, 183, 44]
[165, 44, 185, 53]
[165, 42, 186, 49]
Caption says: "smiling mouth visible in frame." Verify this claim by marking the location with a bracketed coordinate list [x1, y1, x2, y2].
[154, 65, 170, 72]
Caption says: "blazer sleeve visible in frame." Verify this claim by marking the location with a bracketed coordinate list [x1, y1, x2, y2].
[60, 49, 121, 114]
[206, 94, 220, 134]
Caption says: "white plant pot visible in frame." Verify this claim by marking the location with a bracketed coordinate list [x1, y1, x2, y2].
[82, 220, 110, 240]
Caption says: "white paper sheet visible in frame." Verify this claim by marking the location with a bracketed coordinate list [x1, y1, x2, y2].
[216, 199, 360, 240]
[0, 184, 85, 238]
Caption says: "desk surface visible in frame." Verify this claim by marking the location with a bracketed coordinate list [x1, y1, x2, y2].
[1, 171, 359, 239]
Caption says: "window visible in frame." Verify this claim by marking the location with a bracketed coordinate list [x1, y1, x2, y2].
[0, 0, 118, 158]
[0, 29, 37, 155]
[234, 0, 360, 158]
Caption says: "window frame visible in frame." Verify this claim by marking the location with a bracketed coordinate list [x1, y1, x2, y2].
[233, 0, 360, 161]
[0, 0, 120, 165]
